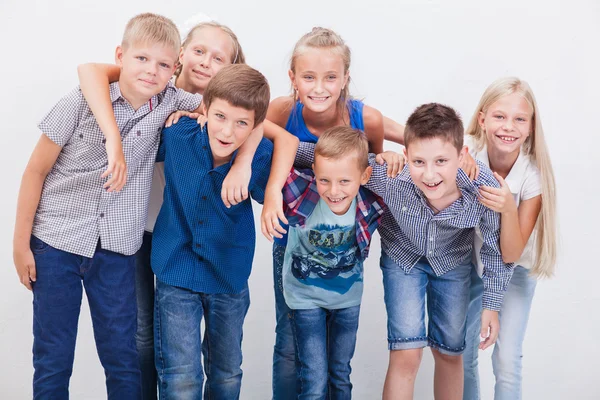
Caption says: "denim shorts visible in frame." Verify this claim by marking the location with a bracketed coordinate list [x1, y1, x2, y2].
[380, 252, 472, 356]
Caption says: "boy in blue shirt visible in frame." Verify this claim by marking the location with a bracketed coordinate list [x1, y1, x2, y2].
[295, 103, 514, 400]
[150, 64, 274, 399]
[282, 126, 386, 398]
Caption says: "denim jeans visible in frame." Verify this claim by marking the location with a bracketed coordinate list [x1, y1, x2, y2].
[154, 280, 250, 400]
[463, 266, 537, 400]
[135, 231, 157, 399]
[30, 235, 140, 400]
[380, 253, 472, 355]
[272, 243, 297, 400]
[291, 305, 360, 400]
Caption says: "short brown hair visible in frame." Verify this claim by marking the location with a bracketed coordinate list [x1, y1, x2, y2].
[404, 103, 464, 152]
[315, 126, 369, 170]
[122, 13, 181, 55]
[203, 64, 270, 126]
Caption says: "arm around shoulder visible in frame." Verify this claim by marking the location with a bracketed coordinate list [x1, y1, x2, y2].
[363, 105, 384, 154]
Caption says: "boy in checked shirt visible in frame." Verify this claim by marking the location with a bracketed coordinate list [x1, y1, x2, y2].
[12, 13, 201, 399]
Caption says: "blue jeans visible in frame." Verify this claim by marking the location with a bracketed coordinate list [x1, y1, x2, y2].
[154, 280, 250, 400]
[380, 253, 472, 355]
[463, 266, 537, 400]
[135, 231, 157, 399]
[291, 306, 360, 400]
[272, 243, 297, 400]
[30, 235, 140, 399]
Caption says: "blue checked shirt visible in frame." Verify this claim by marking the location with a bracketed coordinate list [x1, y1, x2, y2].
[295, 143, 514, 311]
[283, 168, 386, 261]
[151, 118, 273, 294]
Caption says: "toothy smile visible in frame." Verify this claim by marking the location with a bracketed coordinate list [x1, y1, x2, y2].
[327, 196, 347, 203]
[497, 135, 517, 142]
[423, 181, 442, 189]
[308, 96, 330, 102]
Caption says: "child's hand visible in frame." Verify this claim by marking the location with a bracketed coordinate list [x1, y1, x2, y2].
[165, 110, 201, 127]
[222, 163, 251, 208]
[460, 147, 480, 180]
[13, 247, 36, 291]
[375, 151, 404, 178]
[478, 172, 517, 215]
[102, 139, 127, 192]
[479, 309, 500, 350]
[261, 189, 288, 241]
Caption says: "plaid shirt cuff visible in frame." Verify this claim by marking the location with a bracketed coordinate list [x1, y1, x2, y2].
[482, 291, 504, 312]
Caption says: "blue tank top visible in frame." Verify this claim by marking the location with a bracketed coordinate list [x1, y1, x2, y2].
[275, 99, 366, 245]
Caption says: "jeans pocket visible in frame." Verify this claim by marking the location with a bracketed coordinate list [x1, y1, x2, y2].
[30, 235, 50, 255]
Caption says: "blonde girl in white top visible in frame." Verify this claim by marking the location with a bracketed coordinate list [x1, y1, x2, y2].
[462, 77, 557, 400]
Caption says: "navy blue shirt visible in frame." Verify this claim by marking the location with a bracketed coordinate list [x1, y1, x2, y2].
[151, 117, 273, 294]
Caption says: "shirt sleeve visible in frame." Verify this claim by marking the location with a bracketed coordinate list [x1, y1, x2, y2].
[364, 154, 390, 199]
[174, 88, 203, 112]
[249, 138, 274, 204]
[521, 164, 542, 201]
[38, 86, 84, 146]
[294, 142, 316, 168]
[478, 206, 515, 311]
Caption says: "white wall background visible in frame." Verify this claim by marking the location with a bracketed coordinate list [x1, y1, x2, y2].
[1, 0, 599, 398]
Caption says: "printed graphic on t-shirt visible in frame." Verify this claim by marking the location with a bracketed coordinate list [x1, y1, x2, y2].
[290, 223, 361, 295]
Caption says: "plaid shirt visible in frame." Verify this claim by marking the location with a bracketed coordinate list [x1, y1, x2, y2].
[295, 143, 514, 311]
[33, 82, 201, 257]
[283, 168, 386, 262]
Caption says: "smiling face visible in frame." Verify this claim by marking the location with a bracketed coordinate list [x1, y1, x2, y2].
[312, 152, 371, 215]
[178, 26, 235, 95]
[204, 98, 255, 166]
[479, 92, 533, 156]
[405, 137, 465, 208]
[116, 42, 178, 109]
[289, 48, 349, 114]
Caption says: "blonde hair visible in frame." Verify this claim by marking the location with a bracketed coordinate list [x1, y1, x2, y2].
[122, 13, 180, 55]
[315, 126, 369, 170]
[174, 22, 245, 78]
[290, 27, 352, 116]
[465, 77, 557, 278]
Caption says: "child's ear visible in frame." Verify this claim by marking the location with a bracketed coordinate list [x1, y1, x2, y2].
[115, 46, 124, 67]
[458, 145, 467, 162]
[478, 111, 486, 130]
[179, 46, 185, 66]
[402, 147, 408, 162]
[342, 70, 350, 90]
[361, 165, 373, 184]
[288, 70, 296, 89]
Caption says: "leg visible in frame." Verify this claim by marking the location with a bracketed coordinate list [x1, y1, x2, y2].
[463, 268, 484, 400]
[83, 246, 141, 399]
[272, 242, 297, 400]
[427, 260, 472, 400]
[135, 232, 157, 400]
[154, 280, 204, 400]
[201, 284, 250, 400]
[291, 308, 328, 400]
[31, 236, 83, 399]
[327, 305, 360, 400]
[492, 266, 537, 400]
[380, 254, 428, 400]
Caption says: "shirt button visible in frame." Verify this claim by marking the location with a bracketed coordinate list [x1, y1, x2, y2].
[198, 220, 204, 225]
[198, 256, 203, 261]
[203, 146, 207, 150]
[102, 138, 106, 144]
[428, 250, 433, 255]
[202, 196, 207, 200]
[429, 237, 434, 241]
[196, 243, 202, 248]
[136, 131, 141, 136]
[402, 206, 407, 211]
[100, 213, 105, 218]
[79, 134, 83, 139]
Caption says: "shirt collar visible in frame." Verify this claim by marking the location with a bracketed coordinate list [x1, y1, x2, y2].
[475, 144, 527, 195]
[109, 81, 170, 112]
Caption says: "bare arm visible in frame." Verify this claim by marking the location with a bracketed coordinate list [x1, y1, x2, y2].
[383, 115, 405, 145]
[13, 135, 62, 290]
[77, 63, 126, 191]
[363, 105, 384, 154]
[498, 196, 542, 263]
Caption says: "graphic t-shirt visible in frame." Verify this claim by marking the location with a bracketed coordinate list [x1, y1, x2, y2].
[283, 198, 363, 310]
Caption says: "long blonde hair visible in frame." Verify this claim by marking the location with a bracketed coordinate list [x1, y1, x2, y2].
[466, 77, 556, 278]
[174, 21, 246, 79]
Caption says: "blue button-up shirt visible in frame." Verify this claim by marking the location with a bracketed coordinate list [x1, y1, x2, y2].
[295, 142, 514, 311]
[151, 117, 273, 294]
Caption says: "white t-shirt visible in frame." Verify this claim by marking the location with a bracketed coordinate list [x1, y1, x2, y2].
[145, 162, 166, 232]
[467, 138, 542, 273]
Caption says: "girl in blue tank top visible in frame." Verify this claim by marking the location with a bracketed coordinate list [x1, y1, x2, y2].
[267, 27, 405, 400]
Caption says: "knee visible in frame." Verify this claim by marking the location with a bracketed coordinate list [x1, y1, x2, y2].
[432, 348, 462, 366]
[389, 349, 422, 377]
[492, 347, 522, 376]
